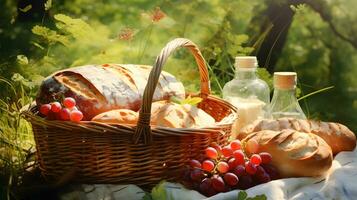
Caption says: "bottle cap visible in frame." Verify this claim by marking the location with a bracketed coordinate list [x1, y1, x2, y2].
[235, 56, 258, 69]
[274, 72, 297, 89]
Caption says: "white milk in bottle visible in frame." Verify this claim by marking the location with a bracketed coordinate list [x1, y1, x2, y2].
[222, 56, 270, 138]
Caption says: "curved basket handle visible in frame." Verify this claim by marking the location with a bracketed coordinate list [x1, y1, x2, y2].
[133, 38, 211, 144]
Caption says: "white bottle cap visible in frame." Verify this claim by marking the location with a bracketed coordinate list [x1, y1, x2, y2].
[235, 56, 258, 69]
[274, 72, 297, 89]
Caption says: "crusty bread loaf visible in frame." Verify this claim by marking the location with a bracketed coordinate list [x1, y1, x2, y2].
[91, 101, 216, 128]
[238, 118, 356, 155]
[36, 64, 185, 120]
[243, 129, 333, 178]
[150, 101, 216, 128]
[91, 109, 138, 125]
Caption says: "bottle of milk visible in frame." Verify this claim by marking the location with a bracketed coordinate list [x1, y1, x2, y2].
[222, 56, 270, 138]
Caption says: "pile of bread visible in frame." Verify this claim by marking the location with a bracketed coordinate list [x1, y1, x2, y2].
[36, 64, 217, 128]
[239, 118, 356, 178]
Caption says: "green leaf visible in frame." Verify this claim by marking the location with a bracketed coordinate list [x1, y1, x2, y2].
[32, 25, 69, 46]
[142, 192, 152, 200]
[16, 55, 28, 65]
[54, 14, 94, 40]
[238, 191, 248, 200]
[19, 4, 32, 13]
[44, 0, 52, 11]
[170, 96, 183, 104]
[180, 96, 203, 106]
[297, 86, 334, 101]
[247, 194, 267, 200]
[151, 181, 167, 200]
[31, 42, 45, 50]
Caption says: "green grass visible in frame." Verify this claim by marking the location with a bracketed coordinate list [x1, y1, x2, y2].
[0, 78, 35, 200]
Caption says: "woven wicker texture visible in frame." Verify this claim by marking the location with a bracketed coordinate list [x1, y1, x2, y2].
[24, 38, 237, 187]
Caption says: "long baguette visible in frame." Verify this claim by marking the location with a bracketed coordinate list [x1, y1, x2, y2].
[239, 118, 356, 155]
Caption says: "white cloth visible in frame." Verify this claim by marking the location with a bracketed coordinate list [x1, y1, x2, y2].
[61, 148, 357, 200]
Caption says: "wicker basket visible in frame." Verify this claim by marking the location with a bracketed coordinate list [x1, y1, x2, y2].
[24, 38, 237, 187]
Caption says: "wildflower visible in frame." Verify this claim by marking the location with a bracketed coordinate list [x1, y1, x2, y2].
[118, 28, 134, 41]
[151, 7, 166, 22]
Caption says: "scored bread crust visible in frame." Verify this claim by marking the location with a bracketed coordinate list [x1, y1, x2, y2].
[243, 129, 333, 178]
[238, 118, 356, 155]
[91, 101, 216, 128]
[36, 64, 185, 120]
[91, 109, 138, 125]
[150, 101, 216, 128]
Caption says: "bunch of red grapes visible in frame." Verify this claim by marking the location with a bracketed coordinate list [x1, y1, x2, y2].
[184, 139, 279, 197]
[39, 97, 83, 122]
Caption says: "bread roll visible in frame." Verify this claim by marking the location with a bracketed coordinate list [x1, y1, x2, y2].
[91, 109, 138, 125]
[243, 129, 333, 178]
[91, 101, 216, 128]
[150, 101, 216, 128]
[36, 64, 185, 120]
[239, 118, 356, 155]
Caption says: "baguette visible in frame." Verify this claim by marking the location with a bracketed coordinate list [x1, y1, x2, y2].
[239, 118, 356, 155]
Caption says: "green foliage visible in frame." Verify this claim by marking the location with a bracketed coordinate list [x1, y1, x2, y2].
[0, 77, 35, 200]
[237, 191, 267, 200]
[170, 96, 203, 106]
[150, 181, 168, 200]
[276, 1, 357, 130]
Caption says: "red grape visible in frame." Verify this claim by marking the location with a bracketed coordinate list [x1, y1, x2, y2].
[205, 147, 218, 159]
[255, 165, 266, 176]
[230, 140, 241, 150]
[63, 97, 76, 108]
[199, 178, 216, 197]
[233, 165, 246, 177]
[246, 139, 259, 154]
[259, 152, 272, 164]
[233, 150, 245, 165]
[245, 161, 257, 175]
[255, 172, 271, 183]
[211, 175, 226, 192]
[250, 154, 262, 165]
[223, 172, 239, 186]
[210, 142, 222, 155]
[70, 110, 83, 122]
[261, 164, 280, 180]
[222, 146, 233, 158]
[190, 159, 202, 169]
[50, 102, 62, 113]
[39, 104, 51, 116]
[237, 175, 253, 190]
[217, 161, 229, 173]
[59, 108, 71, 121]
[202, 160, 215, 172]
[190, 169, 205, 182]
[228, 158, 238, 170]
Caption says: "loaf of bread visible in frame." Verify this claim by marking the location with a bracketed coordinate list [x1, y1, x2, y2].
[91, 101, 216, 128]
[150, 101, 216, 128]
[238, 118, 356, 155]
[242, 129, 333, 178]
[91, 109, 138, 125]
[36, 64, 185, 120]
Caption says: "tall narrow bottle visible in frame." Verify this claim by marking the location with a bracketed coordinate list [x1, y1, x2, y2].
[222, 56, 270, 137]
[269, 72, 306, 119]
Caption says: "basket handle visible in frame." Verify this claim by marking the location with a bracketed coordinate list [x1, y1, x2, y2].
[133, 38, 210, 144]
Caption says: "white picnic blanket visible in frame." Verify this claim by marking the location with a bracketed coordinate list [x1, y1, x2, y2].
[61, 148, 357, 200]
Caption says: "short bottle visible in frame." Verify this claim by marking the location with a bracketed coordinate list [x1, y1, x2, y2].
[269, 72, 306, 119]
[222, 56, 270, 137]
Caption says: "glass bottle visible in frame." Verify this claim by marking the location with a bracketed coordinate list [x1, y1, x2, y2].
[269, 72, 306, 119]
[222, 56, 270, 137]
